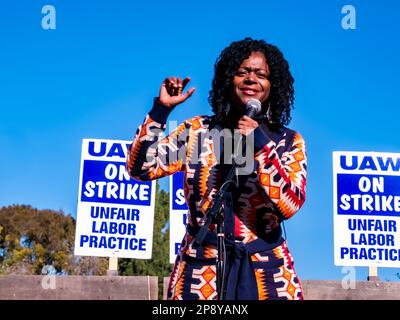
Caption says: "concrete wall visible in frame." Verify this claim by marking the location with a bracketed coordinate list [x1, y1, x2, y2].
[0, 275, 158, 300]
[1, 276, 400, 300]
[302, 280, 400, 300]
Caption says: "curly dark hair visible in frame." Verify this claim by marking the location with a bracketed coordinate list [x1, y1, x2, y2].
[208, 37, 294, 127]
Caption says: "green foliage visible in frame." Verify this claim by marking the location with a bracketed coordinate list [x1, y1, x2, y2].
[119, 181, 172, 299]
[0, 181, 173, 298]
[0, 205, 108, 275]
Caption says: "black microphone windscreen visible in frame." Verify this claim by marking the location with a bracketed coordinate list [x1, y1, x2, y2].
[245, 99, 262, 118]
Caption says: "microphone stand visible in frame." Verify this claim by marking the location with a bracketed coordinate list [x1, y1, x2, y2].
[193, 101, 260, 300]
[193, 133, 248, 300]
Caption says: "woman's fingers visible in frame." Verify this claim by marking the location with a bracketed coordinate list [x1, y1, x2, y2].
[159, 76, 195, 107]
[182, 77, 191, 89]
[163, 77, 174, 96]
[237, 116, 258, 135]
[177, 77, 191, 96]
[169, 77, 176, 95]
[182, 87, 196, 100]
[238, 116, 258, 127]
[166, 77, 186, 96]
[170, 77, 192, 97]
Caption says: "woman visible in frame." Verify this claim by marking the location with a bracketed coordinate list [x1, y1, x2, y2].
[127, 37, 307, 300]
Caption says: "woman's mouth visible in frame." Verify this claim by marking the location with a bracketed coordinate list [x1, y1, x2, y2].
[240, 88, 258, 96]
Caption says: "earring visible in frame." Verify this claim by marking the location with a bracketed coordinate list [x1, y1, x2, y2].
[225, 102, 231, 116]
[266, 101, 272, 123]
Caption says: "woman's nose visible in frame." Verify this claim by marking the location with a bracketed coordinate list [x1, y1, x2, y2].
[244, 72, 257, 83]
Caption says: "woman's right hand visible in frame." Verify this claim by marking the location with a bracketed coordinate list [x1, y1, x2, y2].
[158, 77, 196, 108]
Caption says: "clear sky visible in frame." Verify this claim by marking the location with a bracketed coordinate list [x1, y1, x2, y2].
[1, 0, 400, 282]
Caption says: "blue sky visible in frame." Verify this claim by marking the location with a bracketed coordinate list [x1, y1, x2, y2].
[1, 0, 400, 282]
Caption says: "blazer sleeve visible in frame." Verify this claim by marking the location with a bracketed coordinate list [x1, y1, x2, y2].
[126, 99, 191, 181]
[253, 124, 307, 220]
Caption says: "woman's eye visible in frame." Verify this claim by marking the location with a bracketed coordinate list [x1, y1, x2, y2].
[235, 71, 247, 76]
[257, 73, 268, 79]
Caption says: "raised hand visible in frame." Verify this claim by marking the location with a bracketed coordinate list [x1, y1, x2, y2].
[159, 77, 196, 108]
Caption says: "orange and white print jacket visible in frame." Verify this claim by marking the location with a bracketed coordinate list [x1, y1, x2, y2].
[126, 100, 307, 244]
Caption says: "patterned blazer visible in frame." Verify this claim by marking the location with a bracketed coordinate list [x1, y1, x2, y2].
[127, 99, 307, 300]
[127, 99, 307, 244]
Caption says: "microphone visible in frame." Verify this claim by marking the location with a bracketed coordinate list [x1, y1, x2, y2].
[245, 98, 262, 118]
